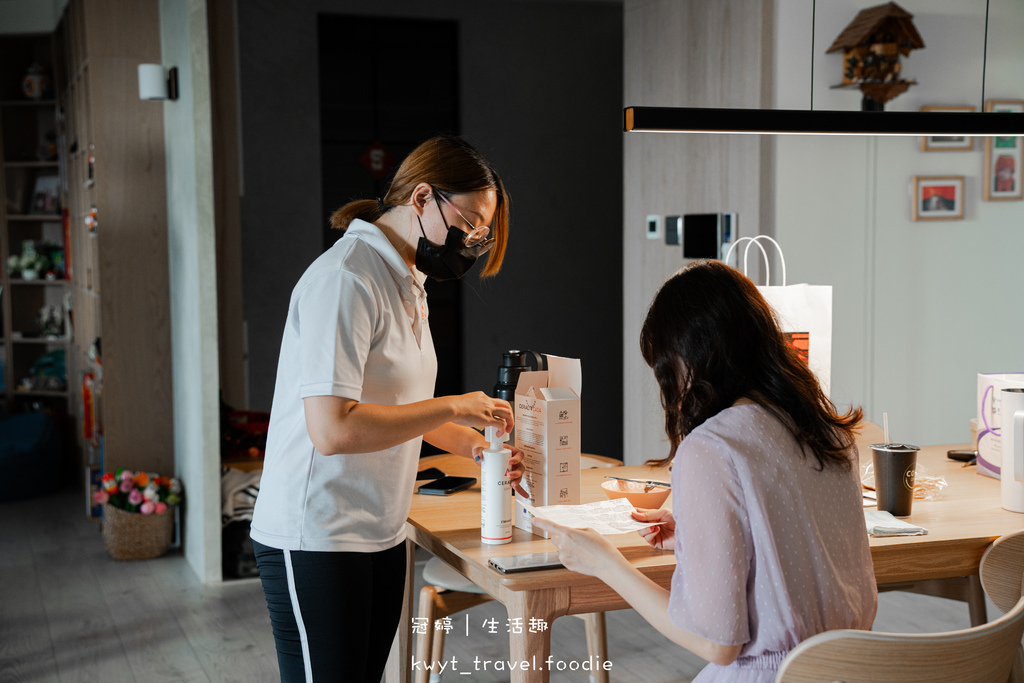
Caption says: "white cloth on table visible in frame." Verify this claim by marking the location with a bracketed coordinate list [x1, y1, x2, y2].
[864, 509, 928, 536]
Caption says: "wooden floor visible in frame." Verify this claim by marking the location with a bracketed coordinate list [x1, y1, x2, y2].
[0, 488, 982, 682]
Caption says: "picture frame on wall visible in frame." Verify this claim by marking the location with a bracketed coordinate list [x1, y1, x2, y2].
[984, 100, 1024, 201]
[919, 105, 975, 151]
[912, 175, 964, 221]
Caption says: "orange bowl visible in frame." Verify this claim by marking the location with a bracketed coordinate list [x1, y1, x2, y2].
[600, 479, 671, 509]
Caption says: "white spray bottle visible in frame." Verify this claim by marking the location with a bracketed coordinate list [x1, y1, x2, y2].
[481, 426, 512, 544]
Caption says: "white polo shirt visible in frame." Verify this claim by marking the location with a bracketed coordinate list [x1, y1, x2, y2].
[250, 219, 438, 553]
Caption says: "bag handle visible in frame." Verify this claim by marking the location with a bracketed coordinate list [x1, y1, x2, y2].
[723, 235, 787, 286]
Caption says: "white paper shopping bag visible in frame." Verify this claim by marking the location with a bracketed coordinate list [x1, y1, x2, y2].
[725, 236, 833, 397]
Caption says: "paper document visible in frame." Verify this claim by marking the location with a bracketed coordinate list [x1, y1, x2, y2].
[519, 498, 666, 535]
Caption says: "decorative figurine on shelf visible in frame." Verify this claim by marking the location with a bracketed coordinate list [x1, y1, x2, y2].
[38, 242, 64, 280]
[84, 205, 99, 234]
[7, 240, 49, 280]
[88, 337, 102, 366]
[36, 130, 58, 162]
[39, 305, 64, 339]
[21, 63, 51, 100]
[826, 2, 924, 110]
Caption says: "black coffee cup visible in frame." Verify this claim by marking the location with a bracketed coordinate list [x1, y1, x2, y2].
[871, 443, 919, 517]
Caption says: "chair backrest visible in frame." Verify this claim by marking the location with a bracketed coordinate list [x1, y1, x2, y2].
[775, 595, 1024, 682]
[776, 530, 1024, 683]
[980, 529, 1024, 614]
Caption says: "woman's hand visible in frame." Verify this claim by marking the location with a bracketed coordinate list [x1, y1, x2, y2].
[531, 518, 628, 581]
[472, 440, 529, 497]
[450, 392, 514, 433]
[632, 508, 676, 550]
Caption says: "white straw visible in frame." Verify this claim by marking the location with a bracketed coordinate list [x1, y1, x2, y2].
[883, 412, 890, 445]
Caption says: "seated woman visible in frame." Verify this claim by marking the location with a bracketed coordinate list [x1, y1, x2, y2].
[535, 260, 877, 682]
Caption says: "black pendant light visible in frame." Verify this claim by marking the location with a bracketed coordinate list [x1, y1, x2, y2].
[623, 106, 1024, 136]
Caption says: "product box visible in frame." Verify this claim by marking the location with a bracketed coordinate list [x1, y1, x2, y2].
[513, 354, 582, 538]
[976, 373, 1024, 479]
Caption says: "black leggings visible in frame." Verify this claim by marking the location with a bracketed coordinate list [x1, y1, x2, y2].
[253, 540, 407, 682]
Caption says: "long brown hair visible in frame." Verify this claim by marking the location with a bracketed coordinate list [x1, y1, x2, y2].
[640, 260, 862, 470]
[329, 135, 510, 277]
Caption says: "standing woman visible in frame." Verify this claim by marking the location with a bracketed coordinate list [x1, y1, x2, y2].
[535, 260, 877, 682]
[250, 135, 526, 682]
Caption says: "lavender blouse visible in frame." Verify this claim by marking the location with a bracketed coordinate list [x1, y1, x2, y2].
[667, 403, 877, 681]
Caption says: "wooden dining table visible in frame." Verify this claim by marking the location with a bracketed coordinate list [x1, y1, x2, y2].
[384, 440, 1024, 683]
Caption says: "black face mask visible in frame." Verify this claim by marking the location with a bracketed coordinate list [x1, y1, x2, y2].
[415, 197, 494, 281]
[415, 225, 493, 281]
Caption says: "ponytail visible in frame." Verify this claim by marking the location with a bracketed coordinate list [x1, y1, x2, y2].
[329, 199, 387, 232]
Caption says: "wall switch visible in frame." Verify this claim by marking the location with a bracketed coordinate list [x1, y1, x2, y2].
[646, 214, 660, 240]
[665, 215, 681, 245]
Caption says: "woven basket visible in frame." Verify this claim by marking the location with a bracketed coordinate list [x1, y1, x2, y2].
[102, 503, 174, 560]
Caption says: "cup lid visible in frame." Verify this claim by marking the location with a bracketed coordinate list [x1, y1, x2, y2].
[870, 443, 919, 452]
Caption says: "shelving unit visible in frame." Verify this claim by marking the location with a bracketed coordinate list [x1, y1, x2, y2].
[50, 0, 174, 503]
[0, 34, 73, 430]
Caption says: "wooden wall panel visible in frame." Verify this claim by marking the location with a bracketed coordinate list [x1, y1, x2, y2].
[59, 0, 173, 475]
[622, 0, 775, 465]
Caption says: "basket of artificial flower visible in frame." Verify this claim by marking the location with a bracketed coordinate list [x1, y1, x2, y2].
[93, 469, 182, 560]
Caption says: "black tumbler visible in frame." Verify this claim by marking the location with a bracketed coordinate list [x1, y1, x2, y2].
[494, 350, 545, 448]
[871, 443, 919, 517]
[493, 350, 545, 401]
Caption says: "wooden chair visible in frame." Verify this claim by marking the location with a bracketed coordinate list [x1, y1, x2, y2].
[415, 453, 619, 683]
[980, 531, 1024, 682]
[857, 420, 989, 626]
[775, 529, 1024, 682]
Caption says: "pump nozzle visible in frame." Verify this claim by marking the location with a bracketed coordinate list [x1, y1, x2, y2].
[484, 426, 509, 450]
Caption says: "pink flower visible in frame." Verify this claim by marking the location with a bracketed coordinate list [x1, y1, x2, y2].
[120, 479, 133, 493]
[128, 489, 143, 505]
[93, 490, 110, 504]
[120, 470, 134, 482]
[154, 502, 167, 514]
[140, 501, 155, 515]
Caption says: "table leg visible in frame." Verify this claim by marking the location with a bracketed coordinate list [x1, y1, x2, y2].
[582, 612, 609, 683]
[385, 539, 416, 683]
[505, 587, 570, 683]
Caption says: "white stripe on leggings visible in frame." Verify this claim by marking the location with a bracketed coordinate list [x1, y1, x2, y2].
[283, 549, 313, 683]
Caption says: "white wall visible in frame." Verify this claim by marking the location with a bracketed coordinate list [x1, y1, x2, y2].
[774, 0, 1024, 445]
[159, 0, 222, 582]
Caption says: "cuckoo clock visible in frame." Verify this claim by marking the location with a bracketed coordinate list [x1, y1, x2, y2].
[827, 2, 924, 110]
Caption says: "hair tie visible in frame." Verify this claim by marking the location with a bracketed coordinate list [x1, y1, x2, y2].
[376, 197, 385, 212]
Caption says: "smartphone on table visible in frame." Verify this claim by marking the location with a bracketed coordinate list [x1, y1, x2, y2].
[489, 552, 564, 574]
[416, 467, 446, 481]
[416, 476, 476, 496]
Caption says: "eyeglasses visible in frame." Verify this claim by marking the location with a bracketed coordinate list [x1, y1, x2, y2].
[434, 189, 492, 247]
